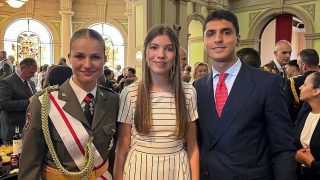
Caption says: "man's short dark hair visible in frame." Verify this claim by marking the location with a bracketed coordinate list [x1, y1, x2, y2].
[127, 67, 136, 75]
[287, 59, 299, 70]
[104, 69, 113, 77]
[203, 9, 239, 35]
[236, 48, 261, 68]
[19, 57, 37, 68]
[299, 49, 319, 67]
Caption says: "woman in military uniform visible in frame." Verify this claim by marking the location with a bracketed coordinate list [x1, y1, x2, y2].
[19, 29, 119, 180]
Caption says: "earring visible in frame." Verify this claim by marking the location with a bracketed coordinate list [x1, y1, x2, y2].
[170, 65, 175, 79]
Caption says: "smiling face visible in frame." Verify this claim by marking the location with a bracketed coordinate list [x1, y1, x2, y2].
[195, 64, 208, 80]
[68, 37, 106, 91]
[204, 19, 239, 64]
[146, 35, 175, 78]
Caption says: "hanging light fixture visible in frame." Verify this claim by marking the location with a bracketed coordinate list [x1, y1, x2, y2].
[6, 0, 28, 8]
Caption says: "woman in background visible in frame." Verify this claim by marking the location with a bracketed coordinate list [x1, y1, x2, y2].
[295, 72, 320, 180]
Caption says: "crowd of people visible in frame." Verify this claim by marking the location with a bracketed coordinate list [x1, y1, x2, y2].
[0, 8, 319, 180]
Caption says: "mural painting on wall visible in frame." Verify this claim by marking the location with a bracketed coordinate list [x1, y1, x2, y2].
[15, 31, 42, 64]
[104, 36, 119, 69]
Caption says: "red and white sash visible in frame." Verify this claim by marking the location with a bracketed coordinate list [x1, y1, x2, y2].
[39, 91, 112, 180]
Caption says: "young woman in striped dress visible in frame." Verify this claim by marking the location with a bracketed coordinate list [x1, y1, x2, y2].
[113, 25, 199, 180]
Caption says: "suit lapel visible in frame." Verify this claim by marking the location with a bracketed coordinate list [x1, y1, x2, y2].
[310, 117, 320, 150]
[13, 74, 30, 97]
[92, 87, 110, 130]
[205, 72, 219, 118]
[58, 81, 90, 128]
[210, 64, 255, 148]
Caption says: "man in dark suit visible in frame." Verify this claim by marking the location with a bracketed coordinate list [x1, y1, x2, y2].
[0, 50, 13, 79]
[262, 40, 292, 81]
[0, 57, 37, 144]
[284, 49, 319, 123]
[194, 9, 297, 180]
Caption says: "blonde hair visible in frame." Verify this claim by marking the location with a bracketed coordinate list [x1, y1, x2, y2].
[134, 25, 188, 139]
[192, 62, 208, 80]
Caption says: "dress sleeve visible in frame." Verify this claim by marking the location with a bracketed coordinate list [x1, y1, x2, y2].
[188, 85, 198, 122]
[117, 86, 134, 124]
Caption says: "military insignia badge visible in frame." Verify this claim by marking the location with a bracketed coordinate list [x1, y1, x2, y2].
[24, 112, 32, 130]
[108, 136, 114, 151]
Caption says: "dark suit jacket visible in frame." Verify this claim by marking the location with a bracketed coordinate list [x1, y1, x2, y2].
[19, 79, 119, 179]
[194, 64, 296, 180]
[0, 73, 36, 141]
[294, 104, 320, 179]
[284, 71, 316, 123]
[0, 59, 13, 79]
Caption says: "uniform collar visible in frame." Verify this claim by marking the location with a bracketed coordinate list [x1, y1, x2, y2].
[69, 77, 97, 104]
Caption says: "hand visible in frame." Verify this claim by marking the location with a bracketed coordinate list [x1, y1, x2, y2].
[295, 148, 315, 167]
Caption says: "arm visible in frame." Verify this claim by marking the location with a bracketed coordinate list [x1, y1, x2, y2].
[296, 148, 320, 173]
[113, 123, 131, 180]
[186, 121, 199, 180]
[264, 75, 297, 180]
[18, 95, 46, 180]
[0, 79, 30, 111]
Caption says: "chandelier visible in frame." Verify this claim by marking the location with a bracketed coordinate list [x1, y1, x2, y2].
[6, 0, 28, 8]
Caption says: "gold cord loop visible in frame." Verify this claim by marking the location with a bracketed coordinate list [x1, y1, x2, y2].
[41, 85, 95, 180]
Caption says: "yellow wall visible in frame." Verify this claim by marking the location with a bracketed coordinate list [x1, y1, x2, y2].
[189, 42, 204, 67]
[135, 5, 144, 48]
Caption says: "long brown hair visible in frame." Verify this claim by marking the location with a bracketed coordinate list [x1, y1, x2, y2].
[134, 25, 188, 139]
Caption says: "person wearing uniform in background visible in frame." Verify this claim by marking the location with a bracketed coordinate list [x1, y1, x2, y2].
[19, 28, 119, 180]
[285, 60, 301, 78]
[114, 25, 199, 180]
[294, 72, 320, 180]
[262, 40, 292, 81]
[284, 49, 319, 123]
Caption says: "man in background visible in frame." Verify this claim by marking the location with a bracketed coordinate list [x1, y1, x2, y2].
[0, 58, 37, 144]
[285, 60, 301, 78]
[262, 40, 292, 80]
[284, 49, 319, 123]
[179, 47, 188, 71]
[0, 50, 13, 79]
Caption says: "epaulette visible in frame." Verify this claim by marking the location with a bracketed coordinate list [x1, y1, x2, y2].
[98, 85, 117, 94]
[35, 85, 60, 96]
[262, 65, 270, 72]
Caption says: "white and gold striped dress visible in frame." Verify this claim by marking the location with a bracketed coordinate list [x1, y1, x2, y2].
[117, 82, 198, 180]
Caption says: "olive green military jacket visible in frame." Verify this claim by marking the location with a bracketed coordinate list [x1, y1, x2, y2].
[18, 79, 119, 180]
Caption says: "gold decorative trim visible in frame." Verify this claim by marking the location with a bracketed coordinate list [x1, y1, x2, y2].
[301, 4, 315, 21]
[72, 22, 83, 33]
[249, 11, 260, 27]
[0, 16, 8, 23]
[304, 33, 320, 40]
[50, 21, 61, 38]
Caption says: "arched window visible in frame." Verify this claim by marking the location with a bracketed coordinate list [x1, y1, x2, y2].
[89, 23, 124, 70]
[4, 18, 53, 66]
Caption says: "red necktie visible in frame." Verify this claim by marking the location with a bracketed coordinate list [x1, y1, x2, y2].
[83, 93, 94, 126]
[215, 73, 228, 117]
